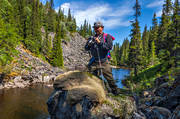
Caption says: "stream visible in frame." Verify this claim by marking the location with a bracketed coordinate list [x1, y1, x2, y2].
[0, 68, 130, 119]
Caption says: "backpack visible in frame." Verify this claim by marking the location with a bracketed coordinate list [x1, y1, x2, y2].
[87, 33, 115, 67]
[103, 33, 115, 60]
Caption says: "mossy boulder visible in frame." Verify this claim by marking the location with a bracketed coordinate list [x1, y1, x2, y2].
[47, 71, 106, 119]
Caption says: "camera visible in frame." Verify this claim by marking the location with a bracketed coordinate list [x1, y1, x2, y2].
[87, 36, 96, 46]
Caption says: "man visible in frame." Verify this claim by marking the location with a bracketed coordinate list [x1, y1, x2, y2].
[85, 21, 118, 95]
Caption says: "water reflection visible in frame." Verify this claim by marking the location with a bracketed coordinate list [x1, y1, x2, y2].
[0, 85, 53, 119]
[112, 68, 130, 88]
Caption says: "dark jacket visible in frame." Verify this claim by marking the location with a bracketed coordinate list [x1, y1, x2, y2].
[85, 33, 113, 62]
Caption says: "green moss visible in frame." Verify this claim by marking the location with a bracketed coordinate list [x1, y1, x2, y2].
[113, 108, 122, 115]
[108, 94, 128, 102]
[103, 100, 113, 106]
[85, 72, 94, 78]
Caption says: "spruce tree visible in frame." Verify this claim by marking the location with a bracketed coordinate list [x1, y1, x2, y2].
[79, 25, 83, 36]
[168, 0, 180, 67]
[157, 0, 172, 58]
[142, 25, 149, 68]
[14, 0, 27, 37]
[58, 8, 64, 22]
[128, 0, 142, 76]
[119, 43, 124, 65]
[42, 32, 52, 59]
[67, 8, 72, 22]
[150, 40, 157, 65]
[47, 0, 55, 32]
[112, 43, 121, 65]
[149, 13, 158, 66]
[51, 18, 64, 67]
[152, 13, 158, 47]
[25, 0, 41, 54]
[88, 24, 92, 36]
[72, 18, 77, 32]
[0, 0, 14, 24]
[0, 15, 18, 66]
[124, 38, 130, 65]
[119, 38, 129, 65]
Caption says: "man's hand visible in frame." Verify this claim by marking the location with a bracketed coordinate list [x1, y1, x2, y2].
[95, 37, 101, 44]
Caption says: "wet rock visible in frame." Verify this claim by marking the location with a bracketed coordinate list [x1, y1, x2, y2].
[171, 75, 180, 89]
[154, 76, 168, 88]
[154, 82, 170, 97]
[14, 82, 26, 88]
[136, 75, 180, 119]
[142, 106, 171, 119]
[140, 96, 162, 107]
[43, 75, 55, 82]
[154, 85, 180, 111]
[132, 111, 146, 119]
[170, 105, 180, 119]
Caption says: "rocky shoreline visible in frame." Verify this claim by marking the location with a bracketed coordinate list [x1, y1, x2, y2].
[0, 45, 64, 89]
[0, 32, 90, 90]
[0, 75, 55, 89]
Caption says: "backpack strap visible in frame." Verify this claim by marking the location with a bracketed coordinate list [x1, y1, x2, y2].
[103, 33, 112, 59]
[103, 33, 115, 42]
[103, 33, 108, 42]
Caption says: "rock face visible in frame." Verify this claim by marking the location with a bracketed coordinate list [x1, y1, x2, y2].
[47, 71, 137, 119]
[47, 71, 106, 119]
[0, 45, 63, 89]
[62, 33, 90, 70]
[0, 32, 90, 89]
[154, 82, 170, 97]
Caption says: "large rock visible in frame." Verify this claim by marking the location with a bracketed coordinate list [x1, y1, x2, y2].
[154, 76, 168, 88]
[142, 106, 171, 119]
[154, 82, 170, 97]
[47, 71, 106, 119]
[171, 75, 180, 89]
[154, 81, 180, 111]
[170, 105, 180, 119]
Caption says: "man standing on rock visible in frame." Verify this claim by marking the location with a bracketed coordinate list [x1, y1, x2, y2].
[85, 21, 118, 95]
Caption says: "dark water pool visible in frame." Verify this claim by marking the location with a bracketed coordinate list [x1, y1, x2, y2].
[0, 68, 130, 119]
[0, 85, 53, 119]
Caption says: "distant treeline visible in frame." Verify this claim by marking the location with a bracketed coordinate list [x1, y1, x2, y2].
[111, 0, 180, 76]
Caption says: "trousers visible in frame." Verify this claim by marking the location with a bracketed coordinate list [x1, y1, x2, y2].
[88, 60, 118, 94]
